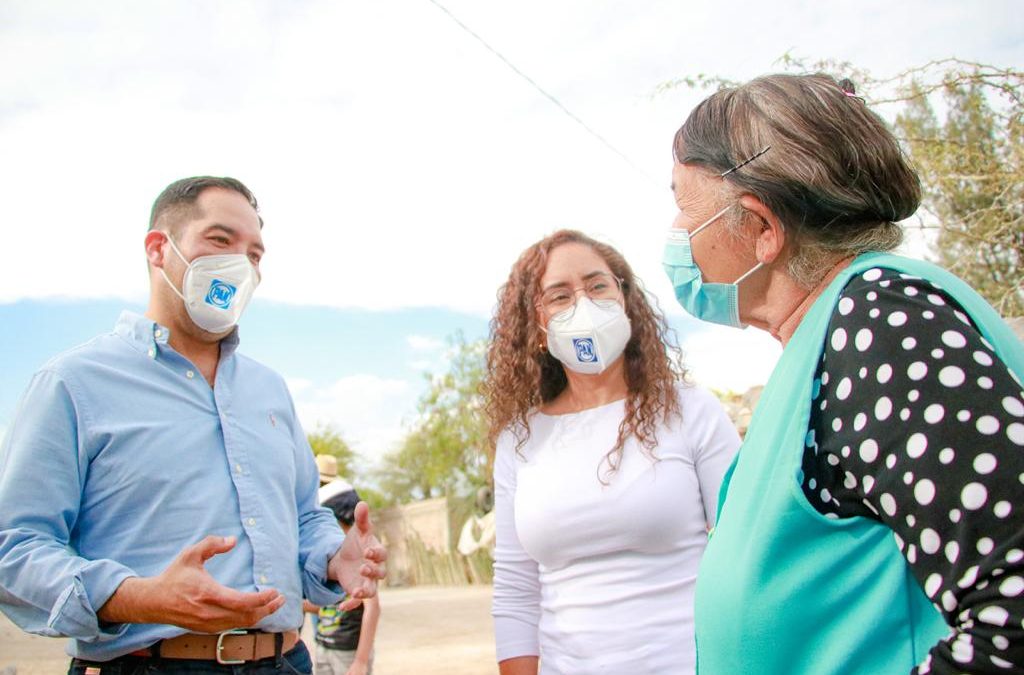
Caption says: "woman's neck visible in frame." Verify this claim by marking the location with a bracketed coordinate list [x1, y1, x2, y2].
[771, 257, 854, 346]
[543, 357, 629, 414]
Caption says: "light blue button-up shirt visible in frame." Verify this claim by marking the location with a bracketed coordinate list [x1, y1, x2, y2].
[0, 312, 345, 661]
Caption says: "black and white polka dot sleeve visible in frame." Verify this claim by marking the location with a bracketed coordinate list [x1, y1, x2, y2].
[801, 268, 1024, 674]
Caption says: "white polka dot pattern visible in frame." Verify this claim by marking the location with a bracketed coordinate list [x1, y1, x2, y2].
[800, 268, 1024, 673]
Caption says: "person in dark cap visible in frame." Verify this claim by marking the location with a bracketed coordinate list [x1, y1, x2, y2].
[305, 480, 381, 675]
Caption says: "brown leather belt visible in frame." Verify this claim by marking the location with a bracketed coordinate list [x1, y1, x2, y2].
[130, 630, 300, 665]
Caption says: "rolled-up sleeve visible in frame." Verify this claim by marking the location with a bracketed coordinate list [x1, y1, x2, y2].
[0, 369, 135, 640]
[297, 508, 345, 607]
[288, 403, 345, 606]
[491, 433, 541, 661]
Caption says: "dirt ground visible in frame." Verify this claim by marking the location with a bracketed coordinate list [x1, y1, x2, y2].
[0, 585, 498, 675]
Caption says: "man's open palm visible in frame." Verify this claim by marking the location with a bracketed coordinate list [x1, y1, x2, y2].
[328, 502, 388, 611]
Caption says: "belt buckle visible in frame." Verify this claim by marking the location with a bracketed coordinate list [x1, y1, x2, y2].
[216, 628, 249, 665]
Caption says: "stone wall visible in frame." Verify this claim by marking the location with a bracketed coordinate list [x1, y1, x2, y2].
[375, 497, 451, 585]
[373, 496, 494, 587]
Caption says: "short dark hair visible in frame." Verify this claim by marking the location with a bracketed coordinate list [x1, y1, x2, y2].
[149, 176, 262, 233]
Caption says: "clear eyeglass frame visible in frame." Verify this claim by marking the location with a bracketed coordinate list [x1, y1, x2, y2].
[537, 272, 624, 322]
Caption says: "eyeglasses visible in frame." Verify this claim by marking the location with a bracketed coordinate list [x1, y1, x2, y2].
[537, 273, 624, 319]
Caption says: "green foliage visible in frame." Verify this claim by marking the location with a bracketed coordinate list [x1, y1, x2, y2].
[377, 333, 489, 505]
[892, 64, 1023, 315]
[652, 72, 737, 97]
[355, 485, 388, 512]
[308, 426, 385, 509]
[377, 428, 447, 503]
[307, 425, 358, 480]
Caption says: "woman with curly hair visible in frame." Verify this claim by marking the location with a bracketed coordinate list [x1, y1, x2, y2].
[486, 229, 740, 675]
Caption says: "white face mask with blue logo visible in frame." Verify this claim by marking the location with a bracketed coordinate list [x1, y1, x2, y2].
[159, 236, 260, 334]
[546, 297, 631, 375]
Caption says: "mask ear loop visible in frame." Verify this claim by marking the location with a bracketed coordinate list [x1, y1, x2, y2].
[731, 208, 776, 286]
[164, 234, 190, 265]
[733, 261, 765, 285]
[734, 202, 786, 285]
[690, 205, 733, 239]
[157, 233, 190, 302]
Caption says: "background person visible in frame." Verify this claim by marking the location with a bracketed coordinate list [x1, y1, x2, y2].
[485, 230, 740, 674]
[304, 480, 380, 675]
[317, 453, 341, 485]
[662, 73, 1024, 673]
[0, 176, 385, 675]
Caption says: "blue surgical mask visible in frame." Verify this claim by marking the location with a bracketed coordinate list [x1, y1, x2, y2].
[662, 205, 763, 329]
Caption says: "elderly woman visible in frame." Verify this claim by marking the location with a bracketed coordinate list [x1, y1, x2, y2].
[486, 230, 740, 674]
[663, 73, 1024, 674]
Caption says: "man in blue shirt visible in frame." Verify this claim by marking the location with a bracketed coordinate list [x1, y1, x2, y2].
[0, 176, 386, 673]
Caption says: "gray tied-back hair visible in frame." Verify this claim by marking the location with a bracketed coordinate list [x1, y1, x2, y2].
[674, 73, 921, 288]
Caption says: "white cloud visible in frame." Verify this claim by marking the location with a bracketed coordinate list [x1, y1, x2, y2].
[407, 359, 437, 373]
[406, 335, 445, 352]
[405, 334, 451, 373]
[284, 377, 314, 396]
[286, 374, 420, 467]
[0, 0, 1019, 405]
[2, 0, 1018, 315]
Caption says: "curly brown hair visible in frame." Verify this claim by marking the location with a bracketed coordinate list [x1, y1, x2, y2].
[482, 229, 686, 478]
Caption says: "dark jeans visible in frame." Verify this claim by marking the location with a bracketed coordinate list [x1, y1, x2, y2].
[69, 641, 312, 675]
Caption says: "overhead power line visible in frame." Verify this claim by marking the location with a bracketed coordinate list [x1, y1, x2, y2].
[424, 0, 660, 187]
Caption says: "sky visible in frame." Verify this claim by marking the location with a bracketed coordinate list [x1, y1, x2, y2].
[1, 0, 1020, 471]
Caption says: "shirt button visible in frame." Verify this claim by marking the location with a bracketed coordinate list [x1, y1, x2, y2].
[235, 464, 243, 473]
[154, 329, 163, 338]
[259, 575, 268, 584]
[248, 517, 256, 526]
[148, 348, 156, 358]
[186, 370, 195, 379]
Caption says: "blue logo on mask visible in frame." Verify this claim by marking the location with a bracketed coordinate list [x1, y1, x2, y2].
[205, 280, 237, 309]
[573, 337, 597, 363]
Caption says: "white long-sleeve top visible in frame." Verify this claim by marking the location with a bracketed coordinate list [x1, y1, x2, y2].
[492, 384, 741, 674]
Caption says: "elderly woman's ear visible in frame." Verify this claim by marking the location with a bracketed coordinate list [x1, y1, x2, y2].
[738, 193, 786, 265]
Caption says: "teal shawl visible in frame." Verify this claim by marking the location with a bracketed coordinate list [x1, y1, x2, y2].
[694, 253, 1024, 674]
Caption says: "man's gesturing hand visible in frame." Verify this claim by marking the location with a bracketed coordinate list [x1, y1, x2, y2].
[327, 502, 388, 611]
[99, 535, 285, 631]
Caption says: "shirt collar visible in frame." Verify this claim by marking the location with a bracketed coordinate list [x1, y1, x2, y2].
[114, 311, 241, 358]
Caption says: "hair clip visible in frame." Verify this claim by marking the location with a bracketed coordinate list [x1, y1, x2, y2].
[720, 145, 771, 177]
[837, 78, 863, 101]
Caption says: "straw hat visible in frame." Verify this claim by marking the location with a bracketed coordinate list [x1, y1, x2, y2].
[315, 454, 338, 485]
